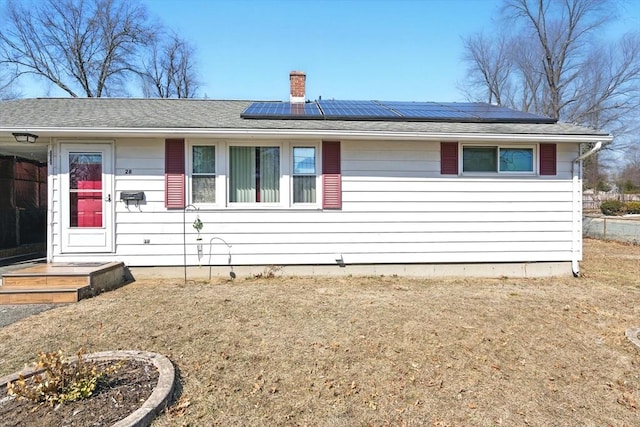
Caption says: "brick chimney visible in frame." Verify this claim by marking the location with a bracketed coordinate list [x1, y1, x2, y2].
[290, 71, 306, 103]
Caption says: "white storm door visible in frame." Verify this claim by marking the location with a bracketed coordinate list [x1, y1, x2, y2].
[61, 144, 114, 253]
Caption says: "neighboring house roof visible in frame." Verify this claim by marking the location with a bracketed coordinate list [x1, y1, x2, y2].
[0, 98, 611, 140]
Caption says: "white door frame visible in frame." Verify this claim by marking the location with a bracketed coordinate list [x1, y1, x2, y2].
[60, 143, 114, 253]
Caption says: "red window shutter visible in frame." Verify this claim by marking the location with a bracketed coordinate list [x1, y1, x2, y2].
[322, 141, 342, 209]
[539, 143, 557, 176]
[440, 142, 458, 174]
[165, 139, 185, 208]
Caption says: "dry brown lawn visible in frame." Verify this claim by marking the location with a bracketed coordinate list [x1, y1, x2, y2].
[1, 238, 640, 426]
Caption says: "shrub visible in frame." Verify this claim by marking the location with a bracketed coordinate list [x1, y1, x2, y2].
[7, 349, 120, 406]
[625, 201, 640, 214]
[600, 200, 625, 216]
[254, 265, 283, 279]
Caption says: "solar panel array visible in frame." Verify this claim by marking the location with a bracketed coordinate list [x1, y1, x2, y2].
[318, 100, 399, 119]
[241, 102, 322, 118]
[241, 100, 555, 123]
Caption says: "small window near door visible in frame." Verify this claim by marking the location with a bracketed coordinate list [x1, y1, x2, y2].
[293, 147, 316, 204]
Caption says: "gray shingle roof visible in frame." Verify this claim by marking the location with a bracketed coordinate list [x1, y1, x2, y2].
[0, 98, 609, 137]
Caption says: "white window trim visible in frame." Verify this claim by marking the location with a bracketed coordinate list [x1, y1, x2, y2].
[461, 143, 538, 176]
[187, 140, 224, 209]
[226, 141, 285, 209]
[289, 142, 321, 208]
[187, 140, 324, 210]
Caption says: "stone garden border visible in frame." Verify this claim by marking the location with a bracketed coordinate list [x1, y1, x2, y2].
[0, 350, 175, 427]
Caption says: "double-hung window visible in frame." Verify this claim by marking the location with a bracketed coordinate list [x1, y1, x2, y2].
[292, 146, 317, 204]
[229, 146, 280, 203]
[462, 145, 534, 174]
[191, 145, 216, 203]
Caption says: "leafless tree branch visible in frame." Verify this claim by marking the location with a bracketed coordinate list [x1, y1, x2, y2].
[140, 32, 200, 98]
[462, 0, 639, 133]
[461, 0, 640, 188]
[0, 0, 155, 97]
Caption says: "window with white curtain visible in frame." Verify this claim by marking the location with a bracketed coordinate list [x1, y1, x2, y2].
[189, 143, 323, 207]
[229, 146, 280, 203]
[292, 146, 316, 203]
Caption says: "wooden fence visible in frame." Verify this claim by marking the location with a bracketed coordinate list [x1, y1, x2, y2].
[583, 192, 640, 211]
[0, 156, 47, 250]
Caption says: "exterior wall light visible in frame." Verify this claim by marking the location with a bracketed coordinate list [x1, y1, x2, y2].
[12, 132, 39, 143]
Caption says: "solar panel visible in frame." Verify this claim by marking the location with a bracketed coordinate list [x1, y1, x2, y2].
[318, 100, 399, 118]
[382, 101, 447, 110]
[381, 101, 478, 120]
[241, 102, 322, 119]
[241, 100, 555, 123]
[438, 103, 554, 122]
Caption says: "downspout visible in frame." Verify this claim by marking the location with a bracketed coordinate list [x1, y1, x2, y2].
[573, 141, 603, 164]
[570, 141, 604, 277]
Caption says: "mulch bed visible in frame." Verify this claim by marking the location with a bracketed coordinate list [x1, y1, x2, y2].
[0, 359, 159, 427]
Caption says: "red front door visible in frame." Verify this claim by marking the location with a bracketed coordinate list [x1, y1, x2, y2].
[61, 144, 113, 253]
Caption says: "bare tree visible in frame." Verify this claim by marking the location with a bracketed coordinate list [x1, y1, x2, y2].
[505, 0, 616, 120]
[141, 33, 200, 98]
[0, 0, 155, 97]
[566, 33, 640, 138]
[0, 43, 18, 99]
[616, 144, 640, 193]
[461, 0, 640, 188]
[510, 33, 547, 113]
[461, 33, 514, 106]
[0, 71, 20, 100]
[463, 0, 640, 125]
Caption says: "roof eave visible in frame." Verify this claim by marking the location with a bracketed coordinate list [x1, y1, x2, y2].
[0, 127, 612, 143]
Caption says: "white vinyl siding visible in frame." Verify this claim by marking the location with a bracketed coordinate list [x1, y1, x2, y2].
[49, 137, 582, 268]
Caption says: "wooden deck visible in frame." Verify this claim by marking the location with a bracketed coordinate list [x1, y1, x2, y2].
[0, 262, 129, 304]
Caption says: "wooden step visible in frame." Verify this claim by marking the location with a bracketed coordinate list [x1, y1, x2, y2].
[0, 262, 130, 305]
[1, 275, 89, 289]
[0, 287, 85, 304]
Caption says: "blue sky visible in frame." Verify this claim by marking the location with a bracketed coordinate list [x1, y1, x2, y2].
[142, 0, 639, 102]
[17, 0, 640, 102]
[145, 0, 504, 101]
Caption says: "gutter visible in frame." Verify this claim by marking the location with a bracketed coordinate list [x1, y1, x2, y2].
[0, 127, 612, 143]
[571, 140, 606, 277]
